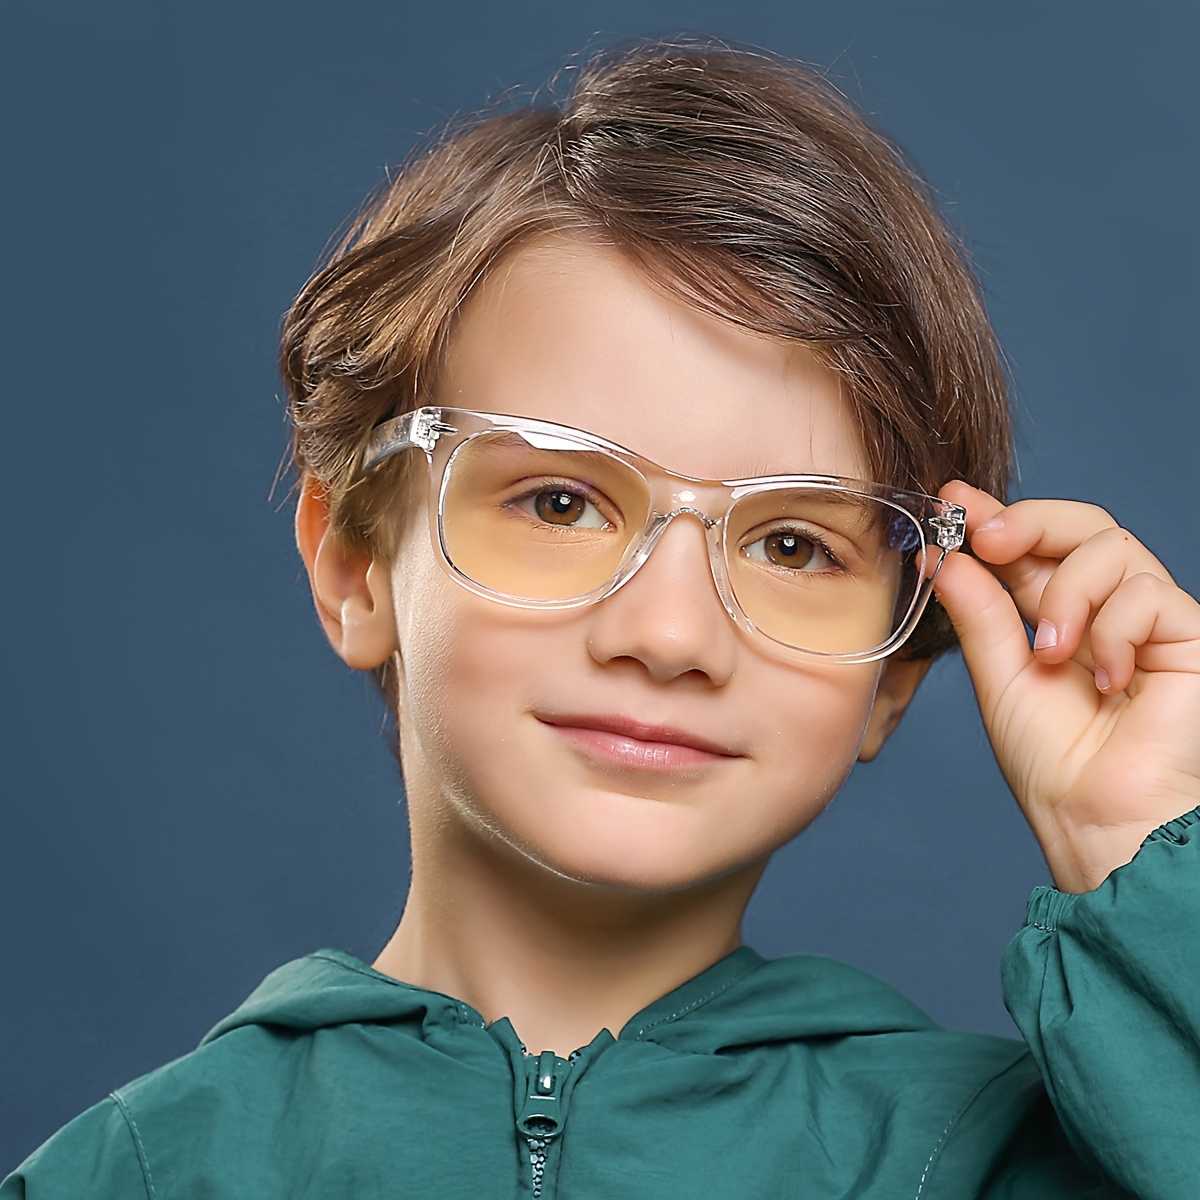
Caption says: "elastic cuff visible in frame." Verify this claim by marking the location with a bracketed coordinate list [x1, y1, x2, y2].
[1024, 885, 1077, 932]
[1024, 807, 1200, 931]
[1140, 806, 1200, 849]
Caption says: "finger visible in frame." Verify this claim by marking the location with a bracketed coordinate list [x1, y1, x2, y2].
[1031, 526, 1181, 665]
[970, 496, 1172, 585]
[941, 480, 1115, 569]
[939, 479, 1004, 528]
[1088, 573, 1200, 693]
[938, 482, 1061, 619]
[932, 547, 1033, 710]
[941, 484, 1176, 633]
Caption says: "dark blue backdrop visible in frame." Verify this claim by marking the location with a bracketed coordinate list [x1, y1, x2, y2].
[2, 0, 1196, 1169]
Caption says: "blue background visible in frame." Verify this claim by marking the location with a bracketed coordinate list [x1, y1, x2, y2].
[2, 0, 1196, 1169]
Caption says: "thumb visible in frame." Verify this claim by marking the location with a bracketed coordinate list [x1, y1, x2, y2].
[933, 550, 1033, 712]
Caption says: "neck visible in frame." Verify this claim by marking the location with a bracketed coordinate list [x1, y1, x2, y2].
[372, 810, 763, 1057]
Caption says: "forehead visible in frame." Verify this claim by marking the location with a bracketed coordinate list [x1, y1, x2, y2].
[436, 236, 870, 481]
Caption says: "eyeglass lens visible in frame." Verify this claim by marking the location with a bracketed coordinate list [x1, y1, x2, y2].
[439, 430, 925, 656]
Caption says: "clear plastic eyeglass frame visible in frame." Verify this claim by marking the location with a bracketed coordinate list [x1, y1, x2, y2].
[361, 406, 966, 664]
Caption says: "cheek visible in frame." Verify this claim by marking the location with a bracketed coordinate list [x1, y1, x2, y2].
[751, 661, 882, 807]
[390, 535, 552, 800]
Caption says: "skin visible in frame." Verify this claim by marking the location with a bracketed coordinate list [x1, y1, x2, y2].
[933, 485, 1200, 893]
[298, 236, 1200, 1054]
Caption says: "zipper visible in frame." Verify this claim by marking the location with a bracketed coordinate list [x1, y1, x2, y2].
[517, 1050, 572, 1198]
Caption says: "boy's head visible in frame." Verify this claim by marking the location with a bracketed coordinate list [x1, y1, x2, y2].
[283, 41, 1011, 697]
[298, 236, 950, 891]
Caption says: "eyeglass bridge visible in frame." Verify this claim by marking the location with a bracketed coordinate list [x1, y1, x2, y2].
[660, 506, 718, 529]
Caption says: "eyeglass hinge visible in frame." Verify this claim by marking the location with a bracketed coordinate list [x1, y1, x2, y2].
[410, 407, 457, 453]
[928, 505, 966, 551]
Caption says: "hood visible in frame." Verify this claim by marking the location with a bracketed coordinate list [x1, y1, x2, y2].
[202, 946, 938, 1055]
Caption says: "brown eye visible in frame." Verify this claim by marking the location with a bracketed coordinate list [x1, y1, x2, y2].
[534, 489, 589, 525]
[508, 483, 613, 530]
[767, 532, 815, 567]
[743, 531, 837, 571]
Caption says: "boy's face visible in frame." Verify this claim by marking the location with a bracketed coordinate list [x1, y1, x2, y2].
[318, 236, 925, 894]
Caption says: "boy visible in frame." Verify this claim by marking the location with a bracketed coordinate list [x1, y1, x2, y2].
[5, 40, 1197, 1199]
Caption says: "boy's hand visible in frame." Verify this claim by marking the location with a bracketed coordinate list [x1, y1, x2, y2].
[932, 481, 1200, 893]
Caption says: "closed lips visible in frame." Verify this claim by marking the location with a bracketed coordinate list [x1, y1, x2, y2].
[536, 714, 739, 757]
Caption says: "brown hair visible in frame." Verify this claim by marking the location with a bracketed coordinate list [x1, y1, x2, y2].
[282, 40, 1011, 679]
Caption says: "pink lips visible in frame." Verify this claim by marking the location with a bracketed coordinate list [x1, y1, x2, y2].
[537, 713, 739, 772]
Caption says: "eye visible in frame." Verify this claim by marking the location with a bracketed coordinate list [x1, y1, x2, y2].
[512, 484, 613, 530]
[742, 529, 841, 571]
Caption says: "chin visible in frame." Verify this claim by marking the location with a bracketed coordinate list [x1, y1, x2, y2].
[508, 798, 771, 896]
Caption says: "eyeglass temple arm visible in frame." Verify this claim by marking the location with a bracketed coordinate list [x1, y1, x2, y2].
[361, 408, 456, 475]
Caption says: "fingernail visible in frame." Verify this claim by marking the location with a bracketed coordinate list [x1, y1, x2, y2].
[976, 517, 1005, 533]
[1034, 620, 1058, 650]
[1095, 668, 1112, 692]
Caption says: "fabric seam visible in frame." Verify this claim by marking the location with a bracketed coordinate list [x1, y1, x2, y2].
[914, 1109, 963, 1200]
[110, 1091, 156, 1200]
[630, 959, 759, 1037]
[309, 951, 403, 985]
[307, 951, 487, 1027]
[913, 1051, 1030, 1200]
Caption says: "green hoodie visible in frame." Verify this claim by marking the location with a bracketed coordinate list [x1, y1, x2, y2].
[5, 809, 1198, 1199]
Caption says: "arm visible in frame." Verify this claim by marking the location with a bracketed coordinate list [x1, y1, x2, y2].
[0, 1097, 151, 1200]
[933, 482, 1200, 894]
[932, 483, 1200, 1198]
[1002, 807, 1200, 1199]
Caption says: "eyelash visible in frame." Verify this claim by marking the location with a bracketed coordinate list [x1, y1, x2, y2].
[503, 479, 619, 528]
[740, 526, 847, 573]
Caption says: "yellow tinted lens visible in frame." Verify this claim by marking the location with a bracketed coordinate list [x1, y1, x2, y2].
[440, 431, 650, 600]
[728, 488, 919, 655]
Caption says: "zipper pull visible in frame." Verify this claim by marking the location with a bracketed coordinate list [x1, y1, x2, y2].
[517, 1051, 565, 1138]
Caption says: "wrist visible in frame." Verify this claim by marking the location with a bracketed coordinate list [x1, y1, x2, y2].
[1042, 806, 1199, 893]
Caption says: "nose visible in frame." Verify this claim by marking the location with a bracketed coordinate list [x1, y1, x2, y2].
[583, 511, 737, 686]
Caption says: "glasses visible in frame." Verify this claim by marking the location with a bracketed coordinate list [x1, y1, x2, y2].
[361, 407, 965, 663]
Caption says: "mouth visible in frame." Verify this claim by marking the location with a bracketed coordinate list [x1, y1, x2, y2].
[535, 713, 741, 772]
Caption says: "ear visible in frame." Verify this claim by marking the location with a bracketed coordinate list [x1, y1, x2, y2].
[295, 478, 398, 669]
[857, 656, 933, 762]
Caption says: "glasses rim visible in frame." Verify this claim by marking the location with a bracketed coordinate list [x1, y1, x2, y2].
[361, 405, 966, 663]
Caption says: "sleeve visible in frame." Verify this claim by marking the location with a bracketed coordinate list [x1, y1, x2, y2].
[1000, 806, 1200, 1200]
[0, 1095, 152, 1200]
